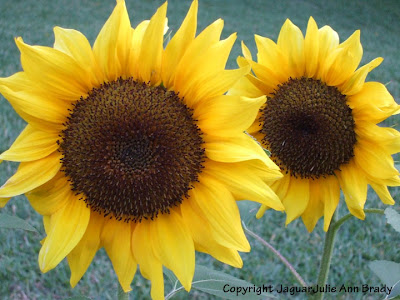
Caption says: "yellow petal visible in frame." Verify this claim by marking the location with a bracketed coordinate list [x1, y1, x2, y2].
[0, 197, 11, 208]
[53, 27, 102, 86]
[185, 65, 251, 107]
[348, 82, 399, 123]
[304, 17, 319, 78]
[247, 111, 263, 136]
[255, 174, 289, 219]
[270, 174, 291, 202]
[301, 178, 324, 232]
[26, 172, 71, 216]
[335, 159, 367, 220]
[39, 194, 90, 272]
[68, 212, 104, 287]
[315, 25, 339, 80]
[246, 60, 283, 92]
[10, 105, 64, 133]
[0, 125, 59, 162]
[339, 57, 383, 95]
[190, 175, 250, 251]
[354, 140, 399, 180]
[320, 176, 340, 231]
[204, 160, 283, 211]
[283, 176, 310, 225]
[196, 95, 265, 136]
[137, 2, 167, 85]
[149, 210, 194, 292]
[254, 35, 290, 81]
[204, 134, 281, 175]
[277, 19, 305, 77]
[245, 72, 277, 96]
[173, 19, 224, 94]
[93, 0, 132, 81]
[42, 215, 51, 236]
[241, 41, 252, 61]
[227, 74, 265, 98]
[180, 200, 242, 268]
[132, 221, 165, 300]
[176, 34, 238, 107]
[162, 0, 197, 87]
[0, 75, 71, 124]
[15, 38, 90, 100]
[0, 152, 62, 198]
[127, 20, 150, 79]
[256, 205, 269, 219]
[355, 121, 400, 155]
[101, 218, 137, 292]
[370, 183, 395, 205]
[323, 30, 363, 86]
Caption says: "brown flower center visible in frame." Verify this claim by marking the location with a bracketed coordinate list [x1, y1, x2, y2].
[59, 78, 205, 222]
[260, 77, 356, 179]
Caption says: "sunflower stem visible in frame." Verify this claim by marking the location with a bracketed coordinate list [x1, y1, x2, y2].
[243, 223, 307, 287]
[314, 208, 385, 300]
[332, 208, 384, 232]
[117, 284, 130, 300]
[314, 211, 339, 300]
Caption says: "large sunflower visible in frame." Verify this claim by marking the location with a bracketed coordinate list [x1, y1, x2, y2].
[230, 17, 400, 232]
[0, 0, 284, 298]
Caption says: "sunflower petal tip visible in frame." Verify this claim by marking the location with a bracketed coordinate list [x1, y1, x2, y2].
[283, 18, 294, 26]
[69, 277, 79, 288]
[156, 1, 168, 13]
[0, 195, 11, 207]
[14, 37, 23, 45]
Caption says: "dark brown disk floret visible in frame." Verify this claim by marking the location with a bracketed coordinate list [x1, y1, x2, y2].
[59, 78, 205, 222]
[260, 77, 356, 179]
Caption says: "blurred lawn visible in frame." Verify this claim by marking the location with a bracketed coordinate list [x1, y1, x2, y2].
[0, 0, 399, 299]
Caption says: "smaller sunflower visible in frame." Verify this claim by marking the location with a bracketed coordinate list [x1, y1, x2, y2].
[230, 17, 400, 232]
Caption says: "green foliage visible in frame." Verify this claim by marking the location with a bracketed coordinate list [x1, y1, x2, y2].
[165, 265, 275, 299]
[0, 213, 37, 232]
[369, 261, 400, 288]
[385, 208, 400, 233]
[368, 208, 400, 299]
[369, 261, 400, 299]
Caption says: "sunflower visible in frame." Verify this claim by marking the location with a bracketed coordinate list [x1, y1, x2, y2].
[0, 0, 284, 298]
[230, 17, 400, 232]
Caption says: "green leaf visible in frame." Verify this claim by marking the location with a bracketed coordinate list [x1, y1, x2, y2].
[64, 297, 92, 300]
[237, 200, 260, 226]
[385, 208, 400, 233]
[0, 213, 37, 232]
[163, 266, 179, 287]
[387, 280, 400, 299]
[190, 265, 275, 299]
[369, 260, 400, 287]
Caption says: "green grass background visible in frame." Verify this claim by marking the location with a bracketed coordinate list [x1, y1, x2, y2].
[0, 0, 399, 299]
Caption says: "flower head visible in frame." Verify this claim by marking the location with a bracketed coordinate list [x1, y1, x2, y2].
[231, 17, 400, 232]
[0, 0, 284, 298]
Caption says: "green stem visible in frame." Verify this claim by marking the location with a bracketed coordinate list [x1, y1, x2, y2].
[332, 208, 384, 232]
[118, 284, 130, 300]
[314, 208, 384, 300]
[243, 223, 307, 287]
[314, 212, 338, 300]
